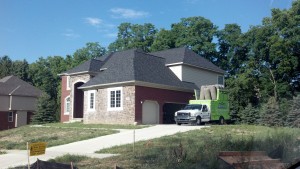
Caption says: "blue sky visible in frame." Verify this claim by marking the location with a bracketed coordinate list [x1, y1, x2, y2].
[0, 0, 293, 63]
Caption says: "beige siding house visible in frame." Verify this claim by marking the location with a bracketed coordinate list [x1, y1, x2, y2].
[0, 76, 42, 130]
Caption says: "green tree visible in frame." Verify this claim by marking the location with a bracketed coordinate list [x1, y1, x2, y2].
[11, 59, 29, 81]
[0, 56, 12, 78]
[150, 29, 176, 52]
[216, 24, 248, 75]
[29, 57, 56, 99]
[285, 95, 300, 127]
[171, 16, 218, 62]
[260, 97, 284, 127]
[29, 55, 71, 121]
[31, 93, 56, 124]
[72, 42, 106, 67]
[108, 23, 157, 52]
[239, 104, 260, 124]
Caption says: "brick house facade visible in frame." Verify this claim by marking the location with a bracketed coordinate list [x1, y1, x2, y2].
[59, 47, 224, 124]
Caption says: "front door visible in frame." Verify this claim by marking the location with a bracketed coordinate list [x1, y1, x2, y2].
[73, 82, 84, 118]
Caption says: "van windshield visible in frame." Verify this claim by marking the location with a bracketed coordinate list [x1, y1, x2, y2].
[183, 104, 202, 110]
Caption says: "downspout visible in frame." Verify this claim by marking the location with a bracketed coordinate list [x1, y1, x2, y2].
[9, 85, 21, 128]
[9, 95, 12, 110]
[9, 85, 21, 110]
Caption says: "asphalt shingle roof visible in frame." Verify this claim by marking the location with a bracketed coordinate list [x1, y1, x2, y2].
[0, 75, 42, 97]
[62, 54, 111, 75]
[151, 47, 225, 74]
[80, 49, 198, 91]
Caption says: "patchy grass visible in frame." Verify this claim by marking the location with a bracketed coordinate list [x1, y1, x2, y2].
[47, 153, 89, 168]
[0, 125, 117, 150]
[43, 122, 149, 129]
[0, 150, 6, 154]
[52, 125, 300, 169]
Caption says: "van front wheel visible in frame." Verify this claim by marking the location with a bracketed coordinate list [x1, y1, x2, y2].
[196, 117, 202, 125]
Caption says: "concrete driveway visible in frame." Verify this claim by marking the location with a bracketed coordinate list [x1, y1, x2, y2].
[0, 125, 207, 169]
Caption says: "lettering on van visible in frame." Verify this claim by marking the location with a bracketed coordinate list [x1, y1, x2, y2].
[218, 102, 227, 109]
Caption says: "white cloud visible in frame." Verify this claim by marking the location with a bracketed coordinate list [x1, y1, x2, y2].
[85, 17, 103, 26]
[62, 29, 80, 39]
[110, 8, 149, 19]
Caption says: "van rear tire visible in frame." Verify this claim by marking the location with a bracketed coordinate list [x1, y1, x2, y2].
[219, 117, 225, 125]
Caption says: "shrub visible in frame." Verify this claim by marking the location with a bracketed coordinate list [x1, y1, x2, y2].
[239, 104, 260, 124]
[285, 95, 300, 128]
[260, 97, 284, 127]
[31, 93, 57, 124]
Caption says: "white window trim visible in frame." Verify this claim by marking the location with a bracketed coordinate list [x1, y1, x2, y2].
[8, 112, 13, 122]
[218, 75, 224, 85]
[64, 96, 70, 115]
[87, 90, 96, 111]
[107, 87, 123, 111]
[66, 76, 70, 90]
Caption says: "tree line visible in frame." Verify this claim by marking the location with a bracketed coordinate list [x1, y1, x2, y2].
[1, 0, 299, 126]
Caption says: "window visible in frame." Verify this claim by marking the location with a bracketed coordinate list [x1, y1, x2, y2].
[88, 90, 96, 111]
[202, 105, 208, 112]
[64, 96, 70, 115]
[108, 87, 123, 111]
[218, 75, 224, 85]
[8, 112, 13, 122]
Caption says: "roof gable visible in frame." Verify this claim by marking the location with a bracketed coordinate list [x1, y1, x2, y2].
[151, 47, 225, 74]
[0, 75, 42, 97]
[60, 54, 111, 75]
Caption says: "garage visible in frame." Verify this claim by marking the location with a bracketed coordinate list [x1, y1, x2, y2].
[163, 103, 186, 124]
[142, 100, 159, 124]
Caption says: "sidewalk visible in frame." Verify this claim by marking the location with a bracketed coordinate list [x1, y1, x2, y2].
[0, 125, 207, 169]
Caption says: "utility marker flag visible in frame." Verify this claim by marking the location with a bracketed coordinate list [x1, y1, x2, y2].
[29, 142, 47, 156]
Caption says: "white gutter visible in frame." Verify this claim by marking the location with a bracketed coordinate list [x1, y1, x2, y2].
[165, 62, 224, 74]
[78, 80, 194, 92]
[78, 81, 136, 89]
[57, 71, 99, 76]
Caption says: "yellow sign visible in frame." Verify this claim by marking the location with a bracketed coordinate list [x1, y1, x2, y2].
[29, 142, 47, 156]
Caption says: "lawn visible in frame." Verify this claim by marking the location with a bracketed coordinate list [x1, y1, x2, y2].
[48, 125, 300, 169]
[0, 125, 118, 150]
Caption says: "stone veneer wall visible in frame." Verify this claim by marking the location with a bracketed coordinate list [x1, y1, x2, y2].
[83, 86, 135, 124]
[69, 74, 91, 120]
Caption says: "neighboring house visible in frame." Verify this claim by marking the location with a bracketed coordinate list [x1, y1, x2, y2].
[0, 75, 42, 130]
[59, 47, 225, 124]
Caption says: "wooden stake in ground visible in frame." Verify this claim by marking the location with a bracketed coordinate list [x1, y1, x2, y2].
[27, 142, 30, 169]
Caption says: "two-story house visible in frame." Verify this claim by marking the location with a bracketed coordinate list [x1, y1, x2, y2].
[59, 47, 225, 124]
[0, 75, 42, 130]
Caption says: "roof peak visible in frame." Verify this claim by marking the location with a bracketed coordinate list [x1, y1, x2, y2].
[0, 75, 17, 83]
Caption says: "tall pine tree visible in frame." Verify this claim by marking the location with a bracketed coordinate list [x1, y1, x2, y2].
[32, 93, 56, 124]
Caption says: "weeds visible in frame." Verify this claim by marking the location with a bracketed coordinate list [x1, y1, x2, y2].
[93, 125, 300, 169]
[48, 154, 88, 164]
